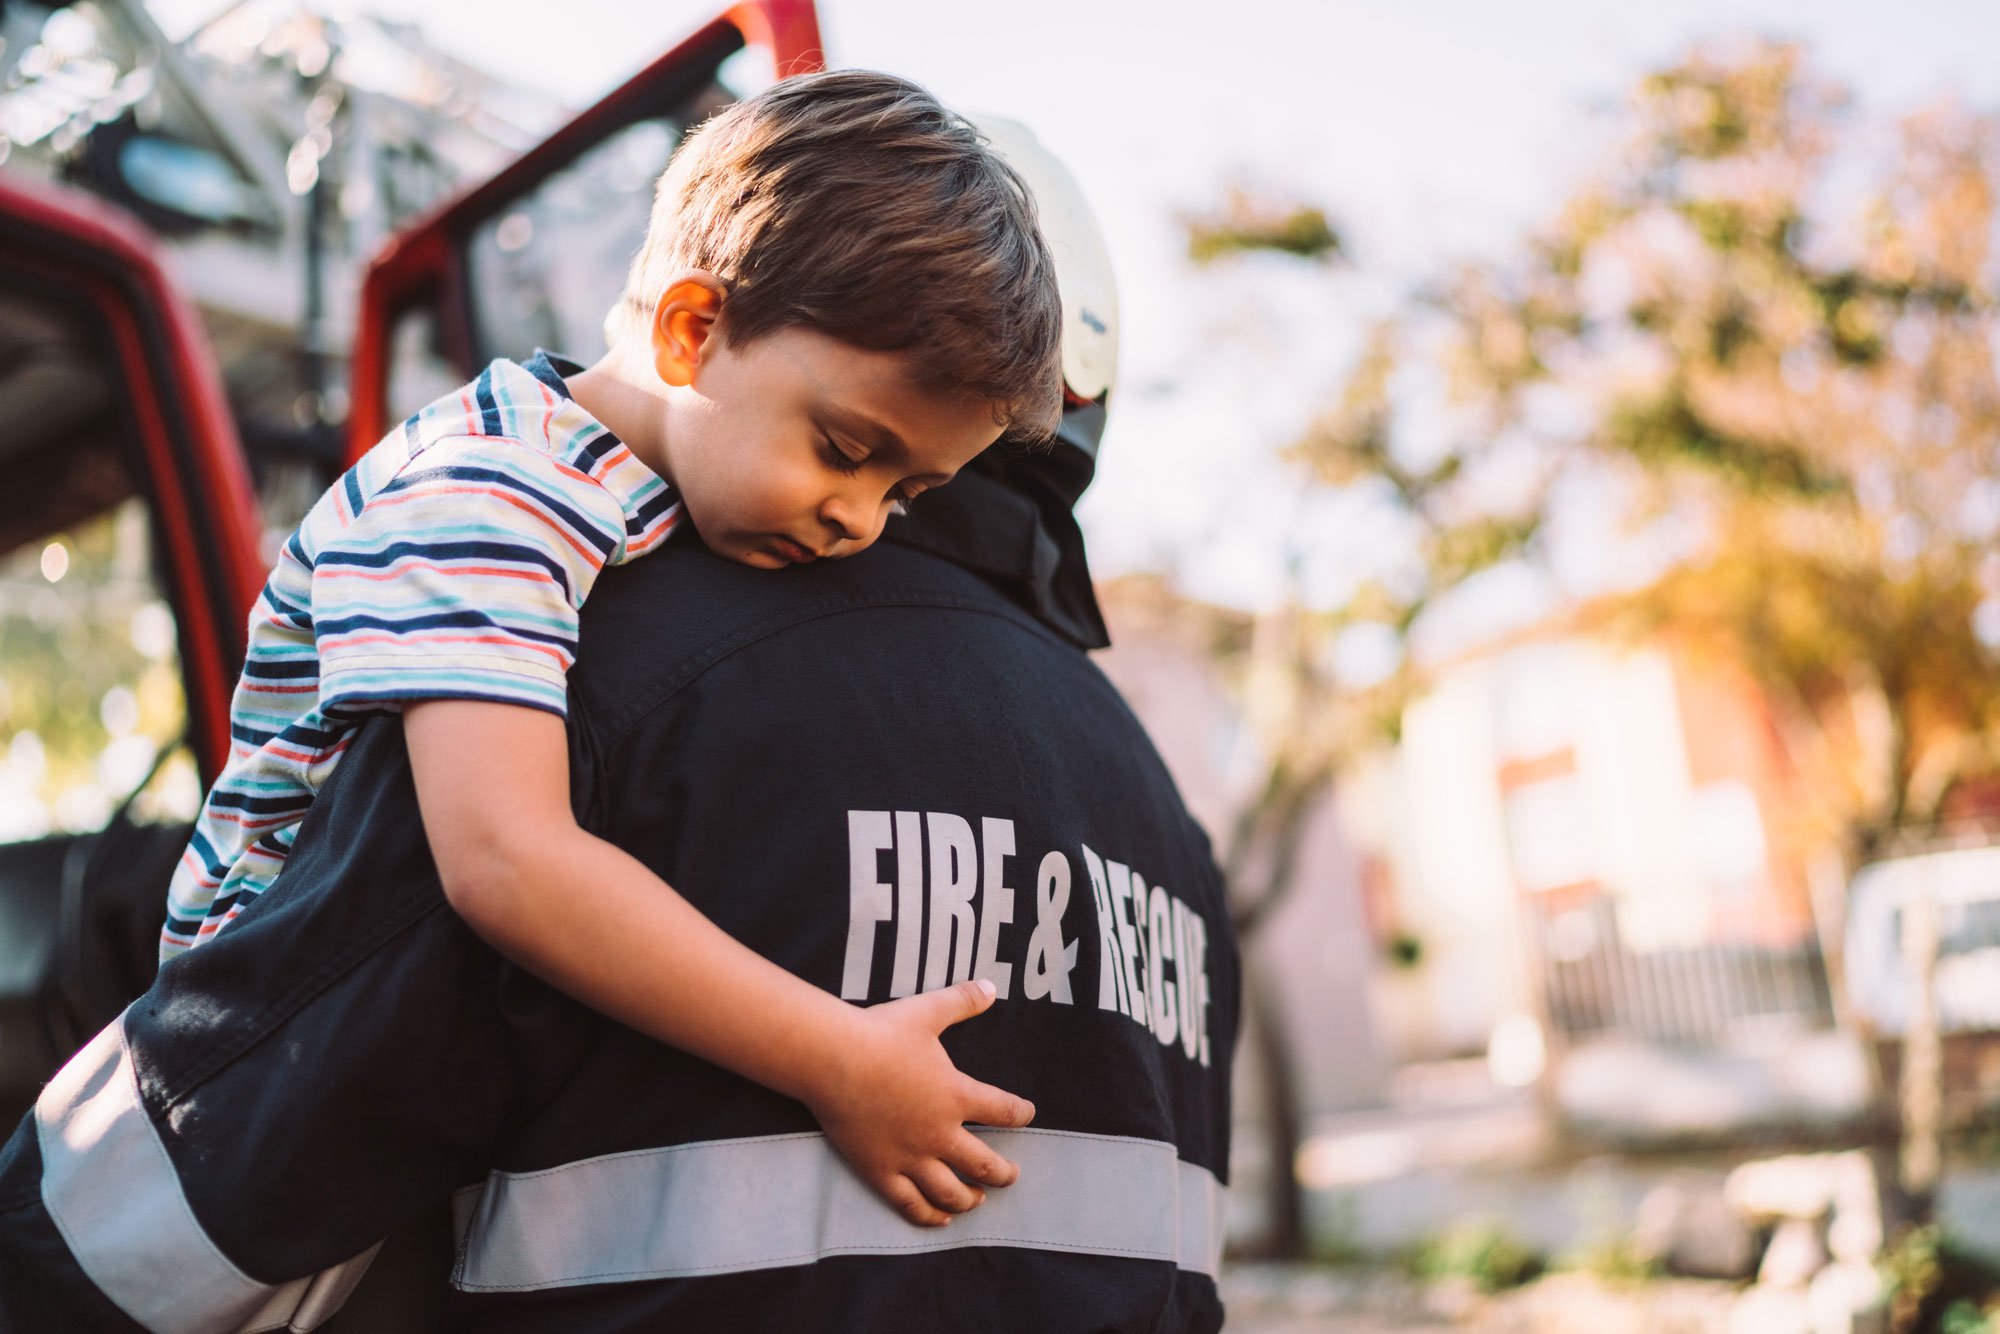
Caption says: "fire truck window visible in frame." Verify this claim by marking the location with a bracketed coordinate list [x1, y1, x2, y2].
[465, 117, 683, 365]
[461, 43, 772, 365]
[0, 499, 199, 844]
[382, 304, 466, 441]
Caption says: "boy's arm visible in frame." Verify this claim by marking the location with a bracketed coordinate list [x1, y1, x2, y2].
[403, 698, 1033, 1227]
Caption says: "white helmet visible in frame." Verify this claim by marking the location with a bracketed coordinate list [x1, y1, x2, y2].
[973, 117, 1118, 421]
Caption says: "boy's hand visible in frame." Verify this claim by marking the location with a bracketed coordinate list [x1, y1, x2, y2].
[805, 979, 1035, 1228]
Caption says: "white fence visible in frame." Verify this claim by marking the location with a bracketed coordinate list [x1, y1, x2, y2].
[1528, 897, 1835, 1048]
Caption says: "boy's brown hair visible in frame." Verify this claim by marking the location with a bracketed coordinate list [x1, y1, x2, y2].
[609, 70, 1064, 444]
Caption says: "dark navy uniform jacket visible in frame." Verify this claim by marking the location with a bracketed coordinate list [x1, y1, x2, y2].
[0, 461, 1239, 1333]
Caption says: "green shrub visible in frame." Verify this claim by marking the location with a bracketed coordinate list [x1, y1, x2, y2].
[1937, 1298, 1998, 1334]
[1560, 1233, 1664, 1287]
[1880, 1225, 2000, 1334]
[1403, 1221, 1545, 1293]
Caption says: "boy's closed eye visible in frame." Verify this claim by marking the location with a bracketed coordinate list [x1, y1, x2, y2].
[819, 434, 932, 510]
[820, 433, 866, 475]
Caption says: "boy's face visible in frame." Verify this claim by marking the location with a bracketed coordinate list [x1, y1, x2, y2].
[661, 321, 1001, 569]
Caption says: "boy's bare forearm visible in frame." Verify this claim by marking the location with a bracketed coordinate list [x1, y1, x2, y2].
[462, 822, 858, 1101]
[402, 698, 854, 1102]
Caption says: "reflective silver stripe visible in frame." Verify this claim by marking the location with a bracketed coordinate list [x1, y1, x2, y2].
[454, 1127, 1225, 1292]
[35, 1013, 376, 1334]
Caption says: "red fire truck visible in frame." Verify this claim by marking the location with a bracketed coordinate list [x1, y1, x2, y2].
[0, 0, 826, 1116]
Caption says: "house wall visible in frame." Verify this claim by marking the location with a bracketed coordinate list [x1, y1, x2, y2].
[1093, 605, 1389, 1112]
[1094, 586, 1824, 1077]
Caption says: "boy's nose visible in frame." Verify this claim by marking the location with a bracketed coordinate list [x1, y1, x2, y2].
[817, 494, 878, 547]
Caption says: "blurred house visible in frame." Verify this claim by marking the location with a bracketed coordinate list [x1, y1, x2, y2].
[1095, 578, 1895, 1137]
[1352, 634, 1831, 1054]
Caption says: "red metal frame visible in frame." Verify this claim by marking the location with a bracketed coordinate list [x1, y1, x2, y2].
[0, 1, 822, 779]
[347, 0, 826, 460]
[0, 172, 265, 782]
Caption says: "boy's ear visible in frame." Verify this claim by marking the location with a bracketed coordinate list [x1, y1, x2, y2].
[649, 271, 727, 388]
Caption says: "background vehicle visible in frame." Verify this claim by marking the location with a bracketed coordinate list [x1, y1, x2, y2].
[0, 0, 825, 1124]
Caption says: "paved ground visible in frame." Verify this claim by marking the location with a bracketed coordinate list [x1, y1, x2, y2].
[1237, 1057, 2000, 1262]
[1220, 1266, 1741, 1333]
[1219, 1056, 2000, 1330]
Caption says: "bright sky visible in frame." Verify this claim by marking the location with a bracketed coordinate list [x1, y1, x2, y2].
[157, 0, 2000, 605]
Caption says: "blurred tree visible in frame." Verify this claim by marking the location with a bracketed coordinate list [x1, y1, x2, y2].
[1190, 39, 2000, 1244]
[1184, 190, 1342, 266]
[1534, 46, 2000, 861]
[0, 505, 189, 839]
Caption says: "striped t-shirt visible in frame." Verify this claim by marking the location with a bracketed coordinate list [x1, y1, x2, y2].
[161, 353, 681, 959]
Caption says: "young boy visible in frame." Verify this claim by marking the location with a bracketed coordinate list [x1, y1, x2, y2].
[160, 70, 1064, 1228]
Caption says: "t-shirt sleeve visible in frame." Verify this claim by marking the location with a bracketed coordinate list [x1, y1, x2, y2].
[311, 435, 627, 718]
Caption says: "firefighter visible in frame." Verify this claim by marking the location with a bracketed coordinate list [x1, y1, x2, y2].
[1, 123, 1239, 1334]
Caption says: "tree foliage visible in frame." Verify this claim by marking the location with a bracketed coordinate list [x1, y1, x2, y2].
[0, 506, 187, 836]
[1180, 39, 2000, 1256]
[1185, 190, 1342, 266]
[1197, 39, 2000, 865]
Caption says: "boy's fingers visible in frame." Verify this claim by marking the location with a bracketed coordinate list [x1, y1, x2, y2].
[917, 978, 997, 1033]
[945, 1129, 1019, 1188]
[883, 1176, 952, 1229]
[912, 1161, 985, 1215]
[958, 1076, 1035, 1128]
